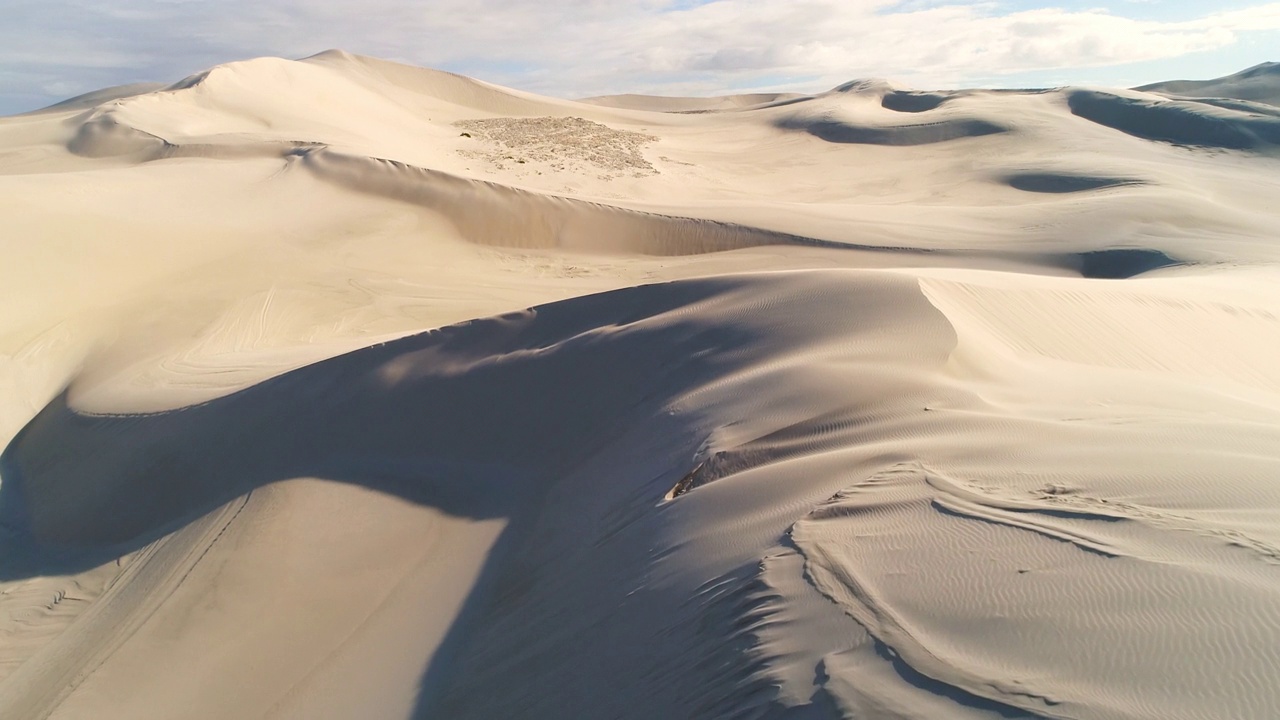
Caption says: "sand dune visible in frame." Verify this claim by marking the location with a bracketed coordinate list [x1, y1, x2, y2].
[582, 91, 805, 113]
[1138, 61, 1280, 107]
[1067, 88, 1280, 150]
[2, 52, 1280, 719]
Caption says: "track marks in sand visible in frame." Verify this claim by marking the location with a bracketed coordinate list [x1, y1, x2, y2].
[0, 571, 114, 684]
[786, 464, 1280, 720]
[790, 466, 1071, 718]
[0, 495, 249, 720]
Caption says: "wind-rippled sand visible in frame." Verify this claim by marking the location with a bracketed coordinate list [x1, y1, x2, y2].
[1, 51, 1279, 719]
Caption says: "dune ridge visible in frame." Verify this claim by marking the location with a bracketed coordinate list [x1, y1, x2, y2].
[2, 52, 1280, 719]
[1138, 61, 1280, 107]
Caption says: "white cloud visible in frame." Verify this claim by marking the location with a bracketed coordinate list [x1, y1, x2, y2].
[0, 0, 1277, 112]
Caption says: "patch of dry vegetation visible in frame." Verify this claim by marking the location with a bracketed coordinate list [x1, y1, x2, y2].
[455, 116, 657, 179]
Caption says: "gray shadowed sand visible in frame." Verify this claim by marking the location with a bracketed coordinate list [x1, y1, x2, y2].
[2, 51, 1280, 720]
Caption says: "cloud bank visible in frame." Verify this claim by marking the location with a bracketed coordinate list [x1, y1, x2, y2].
[2, 0, 1278, 112]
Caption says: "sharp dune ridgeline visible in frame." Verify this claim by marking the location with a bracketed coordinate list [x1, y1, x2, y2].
[2, 50, 1280, 719]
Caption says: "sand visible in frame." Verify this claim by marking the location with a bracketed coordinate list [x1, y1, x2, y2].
[1, 50, 1279, 719]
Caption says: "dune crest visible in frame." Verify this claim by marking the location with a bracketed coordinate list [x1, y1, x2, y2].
[1138, 61, 1280, 107]
[2, 53, 1280, 719]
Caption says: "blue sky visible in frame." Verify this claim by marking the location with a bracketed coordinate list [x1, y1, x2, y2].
[1, 0, 1277, 115]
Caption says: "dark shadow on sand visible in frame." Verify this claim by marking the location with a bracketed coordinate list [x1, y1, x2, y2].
[0, 276, 800, 718]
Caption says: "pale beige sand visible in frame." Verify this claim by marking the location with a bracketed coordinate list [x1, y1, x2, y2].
[1, 52, 1279, 719]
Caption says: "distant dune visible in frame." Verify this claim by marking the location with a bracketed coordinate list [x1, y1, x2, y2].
[581, 91, 805, 112]
[1137, 61, 1280, 108]
[2, 51, 1280, 719]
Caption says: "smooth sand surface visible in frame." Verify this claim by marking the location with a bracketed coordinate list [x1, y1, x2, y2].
[1, 51, 1279, 719]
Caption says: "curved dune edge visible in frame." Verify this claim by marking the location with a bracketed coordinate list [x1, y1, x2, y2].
[785, 465, 1280, 719]
[775, 115, 1009, 146]
[5, 266, 1280, 718]
[1137, 61, 1280, 108]
[0, 270, 945, 546]
[292, 147, 843, 256]
[1066, 89, 1280, 150]
[0, 270, 951, 718]
[1001, 172, 1145, 194]
[64, 125, 1187, 277]
[4, 53, 1280, 720]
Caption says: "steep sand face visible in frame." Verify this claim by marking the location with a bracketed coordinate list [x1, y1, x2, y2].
[1, 52, 1279, 719]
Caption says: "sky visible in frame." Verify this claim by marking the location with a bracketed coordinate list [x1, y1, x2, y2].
[1, 0, 1278, 114]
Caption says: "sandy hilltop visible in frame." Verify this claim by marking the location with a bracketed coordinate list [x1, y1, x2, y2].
[1, 50, 1280, 719]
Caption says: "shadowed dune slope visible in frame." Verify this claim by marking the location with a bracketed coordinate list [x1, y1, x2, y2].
[0, 271, 957, 719]
[880, 90, 951, 113]
[1137, 61, 1280, 107]
[1002, 172, 1144, 194]
[5, 267, 1280, 719]
[3, 54, 1280, 720]
[291, 147, 839, 256]
[776, 115, 1008, 146]
[1067, 88, 1280, 149]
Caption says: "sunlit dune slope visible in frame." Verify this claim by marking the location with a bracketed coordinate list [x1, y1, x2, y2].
[1, 52, 1279, 720]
